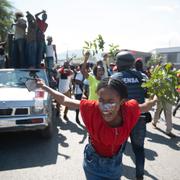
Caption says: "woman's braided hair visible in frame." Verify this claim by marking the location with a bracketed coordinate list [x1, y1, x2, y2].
[96, 77, 128, 99]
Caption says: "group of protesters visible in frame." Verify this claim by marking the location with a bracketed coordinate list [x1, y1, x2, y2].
[0, 9, 57, 71]
[36, 50, 159, 180]
[48, 48, 180, 179]
[0, 9, 179, 180]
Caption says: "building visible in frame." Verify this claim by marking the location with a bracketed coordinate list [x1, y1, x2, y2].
[108, 49, 152, 68]
[151, 46, 180, 68]
[128, 49, 152, 65]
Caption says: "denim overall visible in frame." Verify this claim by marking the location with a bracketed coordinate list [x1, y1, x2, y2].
[83, 143, 126, 180]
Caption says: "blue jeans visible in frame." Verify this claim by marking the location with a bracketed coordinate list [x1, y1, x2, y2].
[36, 41, 45, 68]
[83, 143, 125, 180]
[26, 41, 37, 68]
[45, 57, 54, 86]
[45, 57, 54, 70]
[130, 116, 146, 178]
[0, 59, 5, 68]
[12, 38, 26, 68]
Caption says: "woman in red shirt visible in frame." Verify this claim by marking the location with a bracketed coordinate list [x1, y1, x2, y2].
[36, 77, 156, 180]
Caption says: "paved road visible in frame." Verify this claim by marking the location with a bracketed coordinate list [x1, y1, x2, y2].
[0, 106, 179, 180]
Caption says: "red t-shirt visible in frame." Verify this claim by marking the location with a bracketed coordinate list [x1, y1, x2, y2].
[80, 99, 141, 157]
[36, 19, 48, 41]
[36, 18, 48, 33]
[58, 67, 72, 76]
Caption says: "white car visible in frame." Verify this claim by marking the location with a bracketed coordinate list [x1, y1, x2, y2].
[0, 69, 54, 138]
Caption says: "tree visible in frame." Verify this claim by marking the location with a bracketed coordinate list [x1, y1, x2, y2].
[0, 0, 14, 41]
[146, 54, 162, 67]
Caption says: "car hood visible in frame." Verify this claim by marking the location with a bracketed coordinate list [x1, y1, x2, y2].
[0, 88, 48, 101]
[0, 88, 35, 100]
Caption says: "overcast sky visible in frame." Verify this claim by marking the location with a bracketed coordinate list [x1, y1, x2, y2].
[10, 0, 180, 53]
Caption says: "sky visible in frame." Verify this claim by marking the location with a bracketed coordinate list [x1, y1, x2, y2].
[10, 0, 180, 54]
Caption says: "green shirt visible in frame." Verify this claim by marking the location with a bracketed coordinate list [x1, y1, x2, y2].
[87, 74, 100, 100]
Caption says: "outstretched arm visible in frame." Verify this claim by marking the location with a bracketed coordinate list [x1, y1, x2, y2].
[36, 79, 80, 109]
[81, 51, 90, 79]
[35, 10, 46, 19]
[139, 96, 157, 112]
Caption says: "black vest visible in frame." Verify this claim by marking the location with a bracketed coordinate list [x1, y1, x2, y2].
[112, 70, 146, 103]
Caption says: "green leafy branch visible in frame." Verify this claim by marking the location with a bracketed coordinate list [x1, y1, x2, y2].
[142, 63, 180, 106]
[83, 35, 120, 60]
[108, 43, 119, 59]
[83, 34, 105, 56]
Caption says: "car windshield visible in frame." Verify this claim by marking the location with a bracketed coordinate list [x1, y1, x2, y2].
[0, 69, 48, 87]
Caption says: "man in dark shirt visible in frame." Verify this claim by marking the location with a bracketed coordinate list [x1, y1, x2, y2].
[35, 10, 48, 68]
[112, 51, 148, 180]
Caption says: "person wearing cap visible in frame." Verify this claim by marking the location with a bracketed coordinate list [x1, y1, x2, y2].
[134, 57, 149, 77]
[135, 58, 145, 72]
[45, 36, 57, 68]
[111, 51, 149, 180]
[45, 36, 57, 86]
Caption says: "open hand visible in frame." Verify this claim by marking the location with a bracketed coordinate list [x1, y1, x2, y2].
[35, 78, 45, 88]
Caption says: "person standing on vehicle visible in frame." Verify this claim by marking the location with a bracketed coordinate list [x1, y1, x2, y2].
[12, 11, 27, 68]
[26, 11, 37, 68]
[112, 51, 148, 180]
[45, 36, 57, 84]
[45, 36, 57, 68]
[35, 10, 48, 68]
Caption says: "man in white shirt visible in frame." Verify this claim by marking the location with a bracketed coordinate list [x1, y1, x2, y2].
[57, 61, 73, 120]
[45, 36, 58, 86]
[12, 11, 27, 68]
[45, 36, 57, 69]
[74, 64, 85, 124]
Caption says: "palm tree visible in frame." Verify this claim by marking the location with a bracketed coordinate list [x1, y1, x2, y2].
[0, 0, 14, 41]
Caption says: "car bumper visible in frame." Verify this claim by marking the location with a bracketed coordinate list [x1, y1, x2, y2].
[0, 115, 49, 132]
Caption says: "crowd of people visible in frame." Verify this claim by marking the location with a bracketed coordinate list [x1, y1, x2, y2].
[0, 9, 179, 180]
[36, 51, 157, 180]
[35, 48, 179, 180]
[0, 10, 57, 71]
